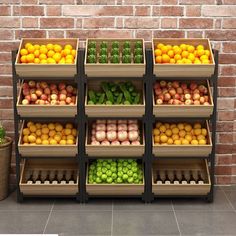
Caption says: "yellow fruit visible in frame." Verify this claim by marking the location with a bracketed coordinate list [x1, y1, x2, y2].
[170, 124, 177, 129]
[200, 55, 209, 61]
[66, 139, 74, 145]
[164, 123, 170, 129]
[65, 58, 73, 64]
[36, 129, 42, 137]
[184, 124, 192, 132]
[197, 49, 205, 57]
[48, 123, 55, 130]
[172, 134, 180, 141]
[39, 54, 47, 60]
[47, 58, 56, 64]
[155, 56, 162, 63]
[177, 123, 184, 130]
[54, 44, 62, 53]
[165, 129, 172, 137]
[199, 139, 206, 145]
[160, 134, 168, 143]
[27, 45, 35, 54]
[42, 140, 49, 145]
[59, 139, 67, 145]
[54, 135, 61, 142]
[174, 140, 181, 145]
[20, 55, 27, 63]
[191, 139, 199, 145]
[197, 134, 205, 141]
[161, 46, 168, 54]
[197, 45, 204, 51]
[23, 128, 30, 136]
[34, 44, 40, 50]
[153, 128, 160, 136]
[201, 128, 207, 136]
[159, 125, 166, 133]
[194, 128, 202, 136]
[179, 130, 186, 138]
[194, 123, 201, 129]
[34, 58, 40, 64]
[205, 50, 210, 57]
[169, 58, 175, 64]
[23, 135, 28, 143]
[176, 60, 183, 64]
[49, 130, 56, 137]
[202, 59, 210, 64]
[26, 54, 35, 63]
[40, 47, 48, 54]
[47, 50, 55, 58]
[184, 59, 192, 64]
[66, 54, 74, 61]
[180, 44, 187, 51]
[173, 47, 182, 55]
[185, 134, 192, 142]
[27, 121, 34, 128]
[65, 123, 73, 129]
[167, 50, 174, 58]
[53, 52, 61, 62]
[187, 45, 195, 53]
[155, 49, 162, 57]
[29, 125, 36, 133]
[167, 138, 174, 144]
[166, 44, 172, 50]
[64, 128, 72, 136]
[181, 51, 189, 58]
[64, 44, 73, 50]
[36, 138, 42, 145]
[154, 135, 160, 143]
[174, 54, 182, 61]
[49, 139, 57, 145]
[20, 48, 28, 56]
[31, 133, 37, 138]
[42, 127, 49, 134]
[46, 43, 54, 50]
[25, 43, 32, 49]
[72, 128, 77, 137]
[194, 59, 202, 64]
[181, 139, 190, 145]
[55, 124, 63, 132]
[71, 49, 76, 57]
[40, 59, 47, 64]
[35, 123, 41, 129]
[41, 134, 49, 140]
[67, 134, 75, 140]
[172, 127, 179, 135]
[42, 124, 48, 128]
[157, 43, 164, 49]
[156, 122, 162, 128]
[28, 135, 36, 143]
[188, 53, 195, 62]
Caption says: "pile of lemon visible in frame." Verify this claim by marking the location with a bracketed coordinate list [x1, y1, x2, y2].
[22, 121, 77, 145]
[153, 122, 208, 145]
[19, 43, 76, 64]
[154, 43, 211, 64]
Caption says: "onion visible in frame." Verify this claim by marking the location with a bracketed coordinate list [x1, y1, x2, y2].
[95, 131, 106, 142]
[121, 141, 130, 145]
[107, 131, 117, 142]
[111, 140, 120, 145]
[128, 131, 139, 141]
[131, 141, 140, 145]
[91, 140, 100, 145]
[118, 124, 127, 131]
[101, 140, 110, 145]
[128, 124, 138, 131]
[107, 124, 117, 131]
[118, 131, 128, 142]
[96, 124, 106, 131]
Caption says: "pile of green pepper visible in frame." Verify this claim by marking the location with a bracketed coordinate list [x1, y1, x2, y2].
[88, 81, 142, 105]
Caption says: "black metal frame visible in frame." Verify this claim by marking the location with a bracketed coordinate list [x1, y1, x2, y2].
[11, 48, 218, 203]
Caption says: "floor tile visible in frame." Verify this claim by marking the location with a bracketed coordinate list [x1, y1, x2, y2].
[173, 189, 233, 211]
[113, 211, 179, 235]
[113, 199, 172, 211]
[221, 185, 236, 191]
[224, 190, 236, 210]
[0, 211, 48, 234]
[176, 211, 236, 236]
[45, 211, 112, 235]
[53, 198, 112, 211]
[0, 192, 53, 211]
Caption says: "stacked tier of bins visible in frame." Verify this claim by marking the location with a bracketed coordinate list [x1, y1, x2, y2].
[151, 38, 215, 196]
[15, 38, 79, 197]
[84, 39, 146, 197]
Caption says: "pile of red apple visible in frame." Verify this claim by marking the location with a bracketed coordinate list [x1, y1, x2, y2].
[21, 81, 77, 105]
[154, 81, 210, 105]
[90, 120, 141, 146]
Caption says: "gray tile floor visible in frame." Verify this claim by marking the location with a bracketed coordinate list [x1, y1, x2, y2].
[0, 186, 235, 236]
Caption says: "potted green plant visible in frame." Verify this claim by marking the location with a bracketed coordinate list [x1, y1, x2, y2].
[0, 123, 12, 200]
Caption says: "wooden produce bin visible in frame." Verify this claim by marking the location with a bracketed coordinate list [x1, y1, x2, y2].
[17, 81, 77, 118]
[18, 121, 78, 157]
[84, 38, 146, 77]
[152, 38, 215, 77]
[20, 159, 78, 196]
[85, 80, 145, 117]
[15, 38, 79, 77]
[86, 166, 144, 196]
[153, 121, 212, 157]
[85, 122, 145, 157]
[153, 80, 214, 118]
[152, 159, 211, 195]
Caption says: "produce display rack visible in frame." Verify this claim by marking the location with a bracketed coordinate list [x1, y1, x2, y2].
[11, 44, 218, 203]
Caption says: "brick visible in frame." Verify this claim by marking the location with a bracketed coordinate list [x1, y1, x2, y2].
[220, 66, 236, 76]
[0, 30, 14, 40]
[84, 18, 115, 28]
[219, 54, 236, 64]
[152, 6, 160, 16]
[46, 6, 61, 16]
[22, 18, 38, 28]
[0, 53, 11, 64]
[217, 121, 234, 132]
[0, 99, 13, 109]
[122, 0, 160, 4]
[0, 86, 12, 97]
[0, 109, 13, 120]
[0, 65, 11, 74]
[233, 155, 236, 164]
[223, 18, 236, 29]
[0, 76, 13, 86]
[217, 154, 232, 165]
[216, 144, 233, 154]
[0, 17, 20, 28]
[15, 30, 46, 39]
[0, 0, 19, 3]
[39, 0, 74, 4]
[216, 176, 232, 184]
[202, 6, 236, 17]
[40, 18, 74, 29]
[161, 18, 177, 29]
[0, 42, 19, 53]
[218, 98, 235, 110]
[82, 0, 116, 4]
[187, 31, 203, 38]
[125, 18, 159, 29]
[135, 30, 152, 41]
[13, 6, 44, 16]
[135, 6, 151, 16]
[63, 6, 133, 16]
[180, 18, 213, 29]
[160, 6, 183, 16]
[162, 0, 178, 4]
[223, 0, 236, 3]
[76, 19, 82, 28]
[219, 87, 236, 97]
[206, 30, 236, 41]
[218, 76, 236, 87]
[116, 18, 123, 28]
[48, 30, 65, 38]
[0, 6, 11, 16]
[153, 30, 184, 38]
[186, 6, 201, 17]
[180, 0, 216, 4]
[232, 166, 236, 175]
[218, 111, 234, 121]
[216, 166, 232, 175]
[219, 133, 233, 143]
[223, 42, 236, 53]
[215, 19, 222, 29]
[21, 0, 38, 3]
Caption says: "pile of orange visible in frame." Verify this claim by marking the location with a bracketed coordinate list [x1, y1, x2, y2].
[19, 43, 76, 64]
[154, 43, 211, 64]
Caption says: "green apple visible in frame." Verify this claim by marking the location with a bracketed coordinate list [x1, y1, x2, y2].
[133, 173, 138, 179]
[101, 174, 107, 181]
[107, 177, 113, 183]
[102, 167, 107, 173]
[128, 177, 134, 183]
[106, 164, 111, 169]
[117, 171, 123, 177]
[131, 166, 138, 173]
[112, 173, 117, 179]
[123, 167, 128, 173]
[96, 177, 102, 183]
[97, 171, 102, 177]
[127, 164, 132, 170]
[127, 170, 133, 177]
[117, 177, 123, 183]
[123, 161, 128, 167]
[106, 170, 112, 177]
[111, 166, 117, 172]
[118, 166, 122, 172]
[123, 174, 128, 181]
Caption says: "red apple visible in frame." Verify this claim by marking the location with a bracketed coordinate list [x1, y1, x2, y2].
[204, 102, 210, 105]
[173, 99, 180, 105]
[193, 93, 200, 100]
[36, 82, 41, 89]
[35, 89, 43, 97]
[190, 82, 198, 91]
[39, 100, 45, 105]
[69, 102, 75, 105]
[162, 88, 168, 95]
[35, 100, 40, 105]
[172, 81, 179, 88]
[168, 99, 174, 104]
[167, 82, 172, 88]
[71, 96, 76, 103]
[51, 94, 58, 100]
[199, 96, 205, 104]
[28, 80, 36, 88]
[72, 88, 77, 95]
[22, 99, 29, 105]
[58, 82, 66, 91]
[66, 85, 73, 93]
[44, 87, 51, 95]
[30, 88, 36, 94]
[158, 94, 164, 100]
[51, 89, 58, 95]
[184, 89, 190, 94]
[169, 88, 176, 96]
[59, 101, 66, 105]
[194, 100, 200, 105]
[156, 99, 163, 105]
[31, 94, 37, 102]
[50, 84, 57, 91]
[181, 83, 187, 90]
[59, 94, 66, 101]
[204, 96, 209, 102]
[45, 101, 50, 105]
[66, 97, 72, 104]
[154, 82, 160, 89]
[185, 94, 191, 100]
[25, 95, 31, 101]
[22, 89, 30, 96]
[176, 87, 183, 94]
[185, 99, 192, 105]
[155, 88, 162, 96]
[60, 89, 67, 95]
[180, 94, 185, 102]
[173, 94, 180, 100]
[22, 82, 29, 89]
[164, 93, 171, 102]
[198, 85, 205, 93]
[193, 89, 200, 94]
[40, 94, 48, 101]
[160, 81, 167, 88]
[67, 93, 72, 97]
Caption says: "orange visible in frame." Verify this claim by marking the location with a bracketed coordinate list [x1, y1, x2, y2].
[166, 44, 172, 50]
[54, 44, 62, 53]
[64, 44, 73, 50]
[164, 123, 170, 129]
[181, 50, 189, 58]
[191, 140, 198, 145]
[49, 130, 56, 137]
[153, 128, 160, 136]
[165, 129, 172, 137]
[197, 49, 205, 57]
[47, 58, 56, 64]
[188, 53, 195, 62]
[174, 54, 181, 61]
[46, 43, 54, 50]
[155, 56, 162, 63]
[40, 59, 47, 64]
[25, 43, 32, 49]
[34, 49, 40, 58]
[176, 60, 183, 64]
[27, 45, 35, 53]
[20, 48, 28, 56]
[174, 139, 181, 145]
[42, 140, 49, 145]
[34, 44, 40, 50]
[201, 128, 207, 136]
[197, 45, 204, 51]
[154, 135, 160, 143]
[65, 58, 73, 64]
[167, 50, 174, 58]
[157, 43, 164, 49]
[26, 54, 35, 63]
[172, 45, 179, 51]
[187, 45, 195, 53]
[52, 52, 61, 62]
[29, 125, 37, 133]
[155, 49, 162, 57]
[185, 134, 192, 142]
[172, 134, 180, 141]
[34, 58, 40, 64]
[161, 46, 168, 54]
[47, 50, 55, 58]
[199, 139, 206, 145]
[71, 49, 76, 57]
[169, 58, 175, 64]
[50, 139, 57, 145]
[167, 138, 174, 145]
[20, 55, 27, 63]
[42, 127, 49, 134]
[41, 134, 49, 140]
[173, 47, 182, 55]
[39, 53, 47, 60]
[162, 54, 170, 63]
[66, 123, 73, 129]
[180, 44, 187, 51]
[63, 48, 71, 56]
[39, 47, 48, 54]
[172, 127, 179, 135]
[204, 50, 210, 57]
[177, 123, 184, 130]
[159, 125, 166, 133]
[200, 55, 209, 61]
[179, 130, 186, 138]
[194, 59, 201, 64]
[66, 55, 74, 60]
[160, 134, 168, 143]
[59, 140, 67, 145]
[36, 138, 42, 145]
[66, 139, 74, 145]
[181, 139, 190, 145]
[184, 59, 192, 64]
[184, 124, 192, 132]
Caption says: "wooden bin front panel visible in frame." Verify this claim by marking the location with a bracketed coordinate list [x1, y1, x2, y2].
[18, 121, 78, 157]
[20, 159, 78, 195]
[152, 159, 211, 195]
[85, 121, 145, 157]
[86, 166, 144, 196]
[17, 81, 77, 118]
[152, 38, 215, 77]
[85, 38, 146, 77]
[153, 121, 212, 157]
[85, 80, 145, 117]
[153, 80, 214, 117]
[15, 38, 79, 78]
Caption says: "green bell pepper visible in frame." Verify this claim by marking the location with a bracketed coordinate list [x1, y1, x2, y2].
[111, 48, 119, 56]
[100, 41, 108, 48]
[112, 41, 119, 49]
[100, 48, 107, 55]
[87, 54, 96, 63]
[99, 55, 108, 63]
[134, 55, 143, 63]
[122, 48, 131, 55]
[134, 48, 143, 56]
[135, 41, 142, 48]
[122, 55, 131, 63]
[111, 55, 120, 64]
[123, 41, 131, 48]
[88, 47, 96, 55]
[88, 41, 96, 48]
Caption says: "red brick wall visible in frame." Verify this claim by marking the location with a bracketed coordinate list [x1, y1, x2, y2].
[0, 0, 235, 185]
